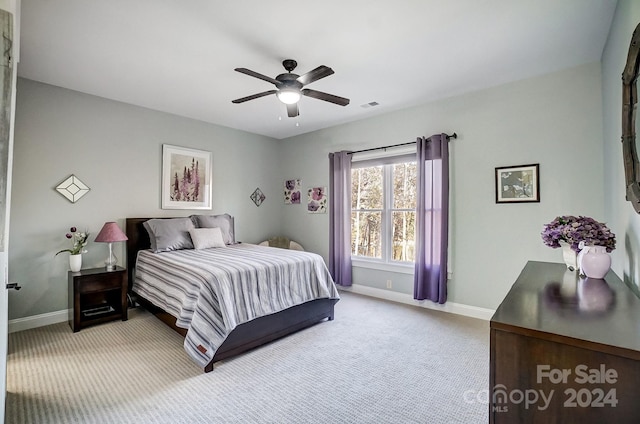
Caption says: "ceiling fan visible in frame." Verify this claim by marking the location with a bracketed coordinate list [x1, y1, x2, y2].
[232, 59, 350, 118]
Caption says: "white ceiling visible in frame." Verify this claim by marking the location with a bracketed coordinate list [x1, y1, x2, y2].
[17, 0, 617, 140]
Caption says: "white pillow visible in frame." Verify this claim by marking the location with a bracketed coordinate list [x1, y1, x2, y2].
[189, 227, 226, 250]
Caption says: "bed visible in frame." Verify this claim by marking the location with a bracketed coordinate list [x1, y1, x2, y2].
[125, 216, 339, 372]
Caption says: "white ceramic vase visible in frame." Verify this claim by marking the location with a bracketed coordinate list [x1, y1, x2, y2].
[579, 246, 611, 279]
[69, 254, 82, 272]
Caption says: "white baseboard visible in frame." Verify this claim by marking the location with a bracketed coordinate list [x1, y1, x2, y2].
[8, 309, 70, 333]
[339, 284, 495, 320]
[8, 285, 495, 333]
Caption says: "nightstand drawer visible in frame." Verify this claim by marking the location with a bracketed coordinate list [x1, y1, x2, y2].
[77, 273, 122, 293]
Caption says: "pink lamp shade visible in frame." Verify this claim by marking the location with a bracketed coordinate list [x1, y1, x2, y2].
[95, 222, 127, 271]
[95, 222, 128, 243]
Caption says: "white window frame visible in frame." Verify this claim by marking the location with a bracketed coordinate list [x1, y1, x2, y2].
[351, 150, 416, 273]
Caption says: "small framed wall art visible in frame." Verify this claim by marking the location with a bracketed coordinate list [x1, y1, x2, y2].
[284, 179, 301, 204]
[495, 163, 540, 203]
[162, 144, 212, 210]
[307, 187, 327, 213]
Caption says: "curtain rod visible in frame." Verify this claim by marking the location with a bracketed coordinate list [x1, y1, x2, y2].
[347, 132, 457, 155]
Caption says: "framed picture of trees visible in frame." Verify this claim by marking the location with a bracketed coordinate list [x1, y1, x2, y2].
[161, 144, 212, 209]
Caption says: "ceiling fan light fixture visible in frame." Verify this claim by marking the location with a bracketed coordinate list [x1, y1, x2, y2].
[232, 59, 349, 114]
[277, 89, 301, 105]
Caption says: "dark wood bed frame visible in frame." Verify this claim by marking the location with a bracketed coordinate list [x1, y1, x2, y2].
[125, 217, 338, 373]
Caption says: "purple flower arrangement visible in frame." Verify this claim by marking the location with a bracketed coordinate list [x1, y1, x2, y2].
[541, 215, 616, 253]
[55, 226, 89, 256]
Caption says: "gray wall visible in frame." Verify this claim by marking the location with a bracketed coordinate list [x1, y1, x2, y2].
[8, 58, 608, 320]
[602, 0, 640, 290]
[279, 62, 605, 309]
[8, 78, 282, 320]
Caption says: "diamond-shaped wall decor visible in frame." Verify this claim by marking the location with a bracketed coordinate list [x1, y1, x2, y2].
[250, 187, 266, 207]
[56, 175, 90, 203]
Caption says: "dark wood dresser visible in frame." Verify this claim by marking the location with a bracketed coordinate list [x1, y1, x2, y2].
[490, 261, 640, 423]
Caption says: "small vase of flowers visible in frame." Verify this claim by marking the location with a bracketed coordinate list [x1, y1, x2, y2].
[55, 227, 89, 272]
[541, 216, 616, 271]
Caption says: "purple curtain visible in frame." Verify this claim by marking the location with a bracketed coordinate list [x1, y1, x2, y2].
[414, 134, 449, 303]
[329, 151, 353, 286]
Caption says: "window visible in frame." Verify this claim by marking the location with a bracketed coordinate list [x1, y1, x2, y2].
[351, 155, 416, 264]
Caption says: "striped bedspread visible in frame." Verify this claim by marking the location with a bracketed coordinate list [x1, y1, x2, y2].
[133, 243, 340, 368]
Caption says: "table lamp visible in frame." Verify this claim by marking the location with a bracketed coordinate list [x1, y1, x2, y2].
[94, 222, 128, 271]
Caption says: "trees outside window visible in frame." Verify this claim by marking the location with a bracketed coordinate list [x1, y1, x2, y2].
[351, 160, 416, 263]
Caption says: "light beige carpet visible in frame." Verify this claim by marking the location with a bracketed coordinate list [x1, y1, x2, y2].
[6, 292, 489, 423]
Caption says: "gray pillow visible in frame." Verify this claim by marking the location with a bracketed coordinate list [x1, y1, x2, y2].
[143, 218, 195, 253]
[192, 214, 235, 244]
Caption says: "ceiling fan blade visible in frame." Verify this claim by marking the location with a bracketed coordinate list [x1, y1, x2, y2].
[232, 90, 277, 104]
[296, 65, 334, 86]
[234, 68, 280, 85]
[287, 103, 299, 118]
[302, 89, 350, 106]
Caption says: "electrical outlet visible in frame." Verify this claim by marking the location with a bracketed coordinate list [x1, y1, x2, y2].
[386, 279, 392, 289]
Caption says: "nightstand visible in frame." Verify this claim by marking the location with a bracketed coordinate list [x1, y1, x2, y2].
[68, 266, 128, 332]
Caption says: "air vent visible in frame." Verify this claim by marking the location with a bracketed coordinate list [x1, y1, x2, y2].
[360, 101, 380, 108]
